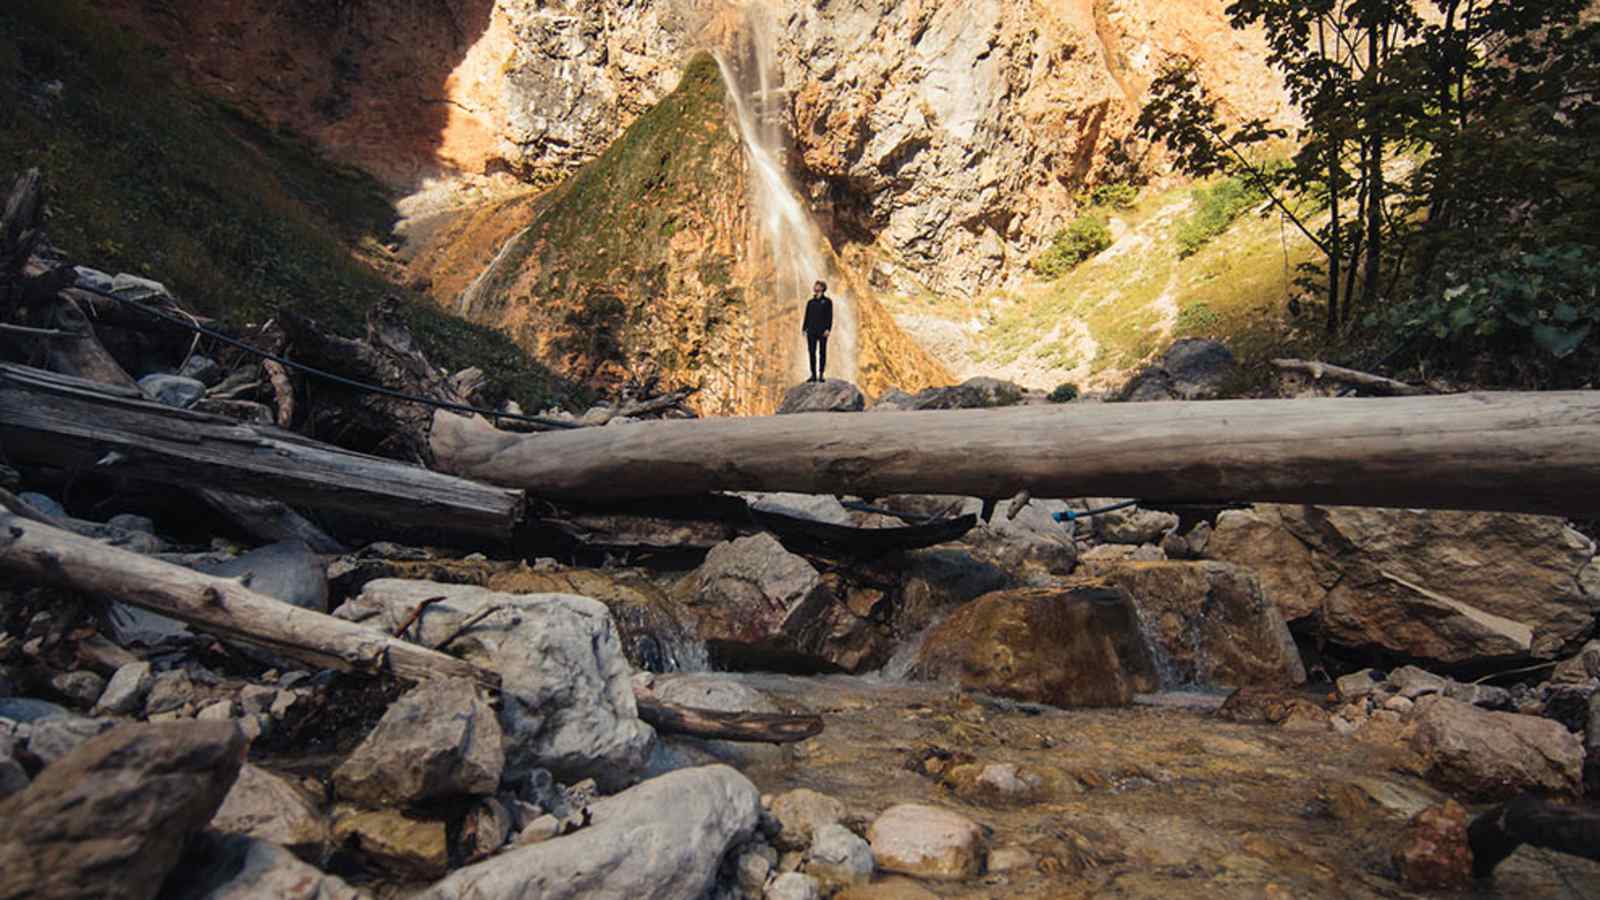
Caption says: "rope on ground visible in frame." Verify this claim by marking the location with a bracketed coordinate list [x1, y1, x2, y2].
[68, 282, 584, 430]
[1051, 499, 1140, 523]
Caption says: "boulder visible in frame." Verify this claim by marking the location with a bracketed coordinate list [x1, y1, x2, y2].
[193, 542, 328, 612]
[1392, 801, 1473, 890]
[0, 722, 246, 900]
[137, 374, 207, 409]
[95, 661, 154, 715]
[162, 833, 362, 900]
[421, 765, 760, 900]
[335, 580, 654, 791]
[912, 585, 1157, 707]
[333, 677, 502, 807]
[808, 823, 874, 886]
[485, 567, 702, 674]
[49, 670, 106, 708]
[1118, 339, 1238, 401]
[1410, 696, 1585, 800]
[331, 807, 449, 879]
[778, 380, 866, 414]
[1216, 688, 1331, 730]
[212, 764, 329, 863]
[1207, 504, 1600, 662]
[867, 804, 985, 881]
[1094, 504, 1180, 546]
[1088, 562, 1306, 687]
[770, 788, 847, 851]
[687, 534, 840, 669]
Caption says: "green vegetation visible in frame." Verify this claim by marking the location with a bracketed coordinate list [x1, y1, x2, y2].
[1174, 176, 1267, 258]
[1174, 301, 1220, 337]
[0, 1, 575, 410]
[1088, 182, 1140, 211]
[1030, 214, 1112, 280]
[1047, 382, 1080, 403]
[1138, 0, 1600, 384]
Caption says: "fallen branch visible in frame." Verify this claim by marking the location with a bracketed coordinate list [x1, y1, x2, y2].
[633, 683, 823, 744]
[0, 512, 499, 688]
[1270, 358, 1426, 396]
[1468, 795, 1600, 878]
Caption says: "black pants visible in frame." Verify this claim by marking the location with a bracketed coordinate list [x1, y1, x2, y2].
[806, 331, 828, 379]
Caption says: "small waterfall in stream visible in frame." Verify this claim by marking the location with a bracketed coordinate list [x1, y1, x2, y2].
[714, 4, 858, 386]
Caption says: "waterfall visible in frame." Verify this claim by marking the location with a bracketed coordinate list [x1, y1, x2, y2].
[713, 4, 858, 385]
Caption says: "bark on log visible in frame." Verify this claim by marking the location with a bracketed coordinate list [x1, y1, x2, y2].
[1468, 795, 1600, 878]
[432, 391, 1600, 517]
[633, 684, 823, 744]
[1271, 358, 1425, 396]
[0, 363, 525, 540]
[0, 512, 497, 687]
[192, 488, 346, 554]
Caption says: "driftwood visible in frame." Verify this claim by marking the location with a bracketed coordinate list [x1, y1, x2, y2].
[1468, 795, 1600, 878]
[0, 512, 497, 687]
[193, 488, 346, 554]
[634, 683, 823, 744]
[431, 391, 1600, 517]
[1271, 358, 1425, 396]
[0, 362, 525, 541]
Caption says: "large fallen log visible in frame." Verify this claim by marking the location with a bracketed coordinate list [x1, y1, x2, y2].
[0, 362, 525, 540]
[0, 511, 495, 686]
[432, 391, 1600, 517]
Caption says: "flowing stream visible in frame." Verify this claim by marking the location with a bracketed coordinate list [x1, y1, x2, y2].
[713, 4, 858, 385]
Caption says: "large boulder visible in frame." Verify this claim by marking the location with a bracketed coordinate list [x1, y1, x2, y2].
[895, 548, 1015, 638]
[163, 833, 362, 900]
[1087, 562, 1306, 688]
[193, 541, 329, 612]
[334, 581, 654, 791]
[485, 567, 703, 674]
[0, 722, 247, 900]
[333, 677, 503, 808]
[911, 585, 1158, 707]
[779, 380, 866, 414]
[1206, 504, 1600, 662]
[1409, 696, 1585, 801]
[212, 765, 329, 863]
[421, 765, 760, 900]
[684, 534, 843, 670]
[1118, 339, 1238, 401]
[878, 495, 1076, 583]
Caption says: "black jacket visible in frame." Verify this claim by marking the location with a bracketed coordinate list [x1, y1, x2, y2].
[803, 295, 834, 335]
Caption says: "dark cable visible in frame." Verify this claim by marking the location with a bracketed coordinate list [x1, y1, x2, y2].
[70, 283, 583, 430]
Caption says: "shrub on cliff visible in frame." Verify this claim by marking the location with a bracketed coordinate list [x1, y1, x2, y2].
[1032, 215, 1112, 280]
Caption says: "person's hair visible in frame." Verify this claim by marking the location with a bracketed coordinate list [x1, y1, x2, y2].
[814, 281, 827, 292]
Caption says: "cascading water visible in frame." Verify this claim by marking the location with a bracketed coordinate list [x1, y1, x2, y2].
[713, 4, 858, 386]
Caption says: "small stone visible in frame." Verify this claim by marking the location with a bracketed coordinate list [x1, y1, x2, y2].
[770, 788, 847, 851]
[766, 872, 821, 900]
[1389, 665, 1449, 700]
[95, 662, 154, 716]
[197, 700, 237, 721]
[179, 355, 224, 386]
[1393, 800, 1472, 889]
[212, 764, 329, 861]
[807, 823, 874, 886]
[516, 813, 562, 846]
[138, 374, 207, 409]
[867, 804, 985, 880]
[268, 689, 302, 719]
[1336, 669, 1380, 700]
[107, 513, 157, 535]
[145, 670, 195, 716]
[238, 684, 276, 716]
[1383, 695, 1415, 714]
[50, 670, 106, 708]
[457, 796, 514, 862]
[738, 849, 774, 894]
[18, 492, 65, 519]
[278, 671, 311, 689]
[987, 846, 1036, 873]
[238, 715, 269, 743]
[778, 850, 805, 873]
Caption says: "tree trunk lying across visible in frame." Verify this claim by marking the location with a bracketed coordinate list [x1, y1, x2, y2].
[634, 683, 823, 744]
[0, 362, 525, 540]
[1270, 358, 1426, 396]
[0, 511, 496, 686]
[431, 391, 1600, 517]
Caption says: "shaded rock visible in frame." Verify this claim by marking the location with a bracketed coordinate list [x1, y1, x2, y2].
[1389, 666, 1449, 700]
[107, 513, 157, 535]
[24, 715, 118, 765]
[1442, 680, 1512, 710]
[1096, 505, 1179, 546]
[0, 697, 70, 722]
[95, 661, 154, 715]
[145, 669, 196, 716]
[1410, 696, 1584, 800]
[913, 585, 1157, 707]
[1090, 562, 1306, 687]
[335, 580, 653, 791]
[0, 734, 28, 800]
[458, 796, 514, 863]
[1336, 669, 1380, 701]
[332, 807, 448, 879]
[138, 374, 207, 408]
[0, 722, 246, 900]
[958, 498, 1078, 582]
[163, 832, 362, 900]
[867, 804, 985, 881]
[1118, 339, 1238, 401]
[900, 377, 1024, 410]
[808, 823, 874, 886]
[778, 380, 866, 414]
[688, 534, 839, 670]
[212, 764, 329, 863]
[178, 354, 224, 387]
[767, 872, 822, 900]
[333, 677, 503, 807]
[770, 788, 847, 851]
[1393, 801, 1472, 890]
[486, 567, 703, 674]
[742, 492, 853, 526]
[421, 765, 760, 900]
[1216, 688, 1331, 730]
[194, 541, 329, 612]
[19, 491, 65, 519]
[1551, 639, 1600, 684]
[896, 547, 1014, 638]
[50, 670, 106, 707]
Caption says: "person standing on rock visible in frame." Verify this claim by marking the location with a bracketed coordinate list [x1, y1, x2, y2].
[802, 280, 834, 383]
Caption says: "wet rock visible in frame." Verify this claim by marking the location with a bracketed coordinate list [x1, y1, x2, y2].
[336, 580, 653, 791]
[95, 661, 154, 715]
[1216, 688, 1331, 730]
[333, 676, 503, 807]
[778, 380, 866, 414]
[1208, 504, 1600, 662]
[1096, 505, 1180, 545]
[807, 823, 874, 886]
[332, 807, 449, 879]
[766, 872, 822, 900]
[1091, 562, 1306, 687]
[1389, 666, 1448, 699]
[50, 670, 106, 707]
[1323, 776, 1445, 831]
[867, 803, 985, 881]
[163, 832, 362, 900]
[0, 722, 246, 900]
[422, 765, 760, 900]
[194, 541, 329, 612]
[689, 534, 839, 669]
[770, 787, 847, 851]
[138, 373, 207, 408]
[1392, 801, 1472, 890]
[212, 764, 329, 863]
[1410, 696, 1584, 800]
[913, 585, 1157, 707]
[1118, 339, 1238, 401]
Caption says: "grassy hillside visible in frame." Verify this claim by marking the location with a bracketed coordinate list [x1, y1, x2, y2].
[0, 1, 578, 410]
